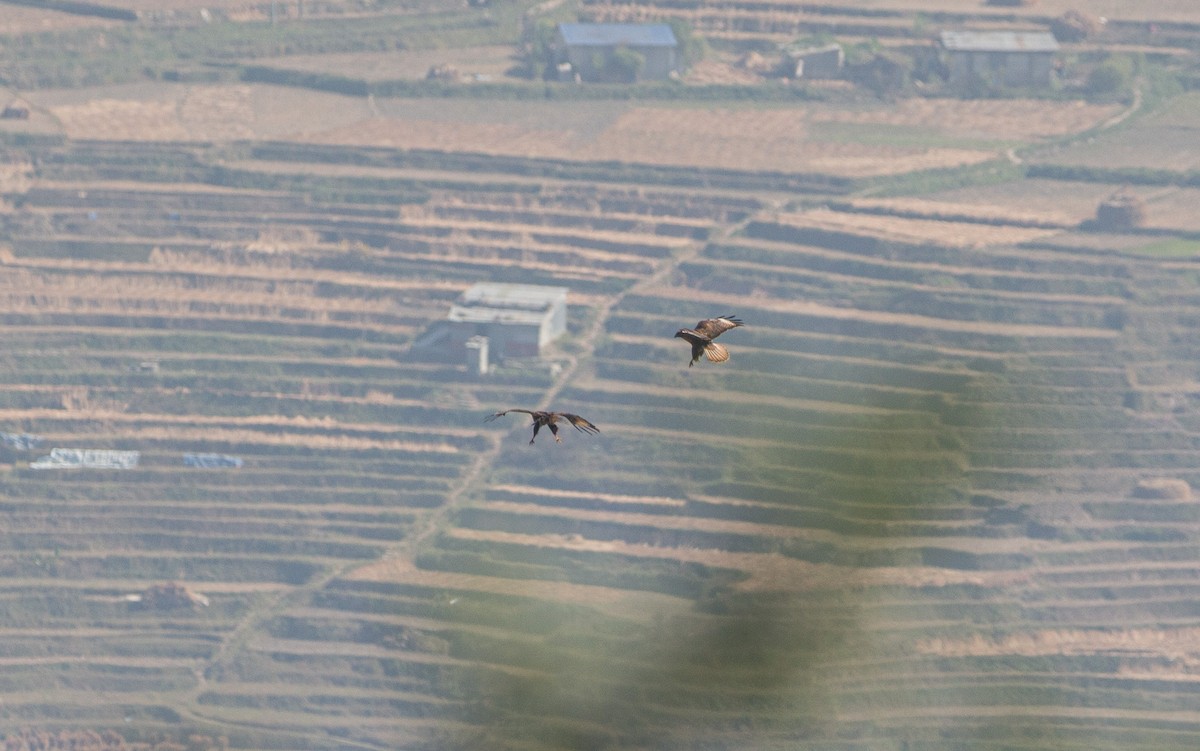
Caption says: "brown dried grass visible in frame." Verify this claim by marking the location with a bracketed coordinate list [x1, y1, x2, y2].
[0, 6, 119, 34]
[0, 408, 468, 451]
[41, 84, 370, 142]
[918, 626, 1200, 662]
[34, 79, 1122, 179]
[641, 283, 1122, 339]
[813, 98, 1123, 141]
[443, 526, 1018, 593]
[346, 553, 693, 620]
[0, 265, 410, 326]
[775, 206, 1062, 247]
[488, 483, 686, 508]
[304, 108, 997, 177]
[834, 197, 1077, 228]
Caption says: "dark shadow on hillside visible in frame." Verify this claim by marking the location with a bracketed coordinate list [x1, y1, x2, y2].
[434, 369, 1065, 750]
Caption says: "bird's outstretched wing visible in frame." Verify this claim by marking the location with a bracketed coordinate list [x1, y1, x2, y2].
[693, 315, 744, 340]
[557, 413, 600, 435]
[703, 342, 731, 364]
[484, 408, 535, 423]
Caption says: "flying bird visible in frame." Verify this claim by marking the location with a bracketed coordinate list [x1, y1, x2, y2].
[484, 409, 600, 445]
[674, 315, 744, 367]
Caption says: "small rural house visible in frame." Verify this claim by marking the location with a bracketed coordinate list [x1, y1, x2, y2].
[439, 283, 568, 370]
[940, 30, 1059, 89]
[556, 22, 679, 82]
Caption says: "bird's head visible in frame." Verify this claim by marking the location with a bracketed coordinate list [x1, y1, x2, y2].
[673, 329, 687, 339]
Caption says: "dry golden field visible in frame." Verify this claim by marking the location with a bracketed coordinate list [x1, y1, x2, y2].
[258, 46, 521, 82]
[769, 206, 1065, 248]
[924, 179, 1129, 225]
[834, 196, 1078, 228]
[0, 5, 121, 34]
[816, 98, 1124, 141]
[302, 97, 1123, 177]
[26, 83, 373, 142]
[15, 80, 1126, 178]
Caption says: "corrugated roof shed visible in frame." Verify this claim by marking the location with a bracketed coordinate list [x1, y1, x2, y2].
[458, 283, 567, 310]
[939, 30, 1060, 53]
[448, 283, 567, 325]
[558, 23, 678, 48]
[446, 306, 548, 325]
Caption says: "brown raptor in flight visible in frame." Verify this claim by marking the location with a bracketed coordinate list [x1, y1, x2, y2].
[484, 409, 600, 445]
[674, 315, 744, 367]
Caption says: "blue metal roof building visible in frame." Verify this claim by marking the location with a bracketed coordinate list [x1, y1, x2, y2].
[556, 23, 679, 82]
[558, 23, 678, 48]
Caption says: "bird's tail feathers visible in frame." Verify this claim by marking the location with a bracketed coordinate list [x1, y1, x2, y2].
[704, 342, 730, 363]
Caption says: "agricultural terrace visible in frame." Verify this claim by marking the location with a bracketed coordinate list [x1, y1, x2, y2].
[583, 0, 1200, 44]
[1, 0, 1200, 747]
[11, 83, 1123, 179]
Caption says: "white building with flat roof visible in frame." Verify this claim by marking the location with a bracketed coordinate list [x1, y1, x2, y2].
[443, 283, 568, 360]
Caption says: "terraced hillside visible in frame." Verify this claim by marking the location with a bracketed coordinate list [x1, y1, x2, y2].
[2, 135, 1190, 747]
[581, 0, 1200, 56]
[1, 0, 1200, 747]
[0, 137, 765, 745]
[389, 208, 1200, 749]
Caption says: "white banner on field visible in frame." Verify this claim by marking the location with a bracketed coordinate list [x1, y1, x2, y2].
[30, 448, 141, 470]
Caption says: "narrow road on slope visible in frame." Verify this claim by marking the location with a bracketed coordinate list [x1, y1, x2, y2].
[190, 192, 771, 739]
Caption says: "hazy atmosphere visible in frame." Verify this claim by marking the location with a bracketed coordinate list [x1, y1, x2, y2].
[2, 0, 1200, 748]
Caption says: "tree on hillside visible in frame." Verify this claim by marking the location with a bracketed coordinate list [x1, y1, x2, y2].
[1085, 55, 1134, 99]
[667, 18, 706, 72]
[519, 17, 560, 80]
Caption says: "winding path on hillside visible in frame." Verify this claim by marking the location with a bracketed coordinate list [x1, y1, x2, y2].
[187, 191, 771, 739]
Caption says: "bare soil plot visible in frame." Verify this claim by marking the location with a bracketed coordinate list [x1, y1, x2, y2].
[256, 46, 520, 82]
[771, 206, 1065, 248]
[26, 83, 372, 142]
[926, 180, 1200, 236]
[813, 98, 1124, 142]
[307, 98, 1118, 177]
[21, 79, 1122, 178]
[834, 196, 1078, 228]
[300, 95, 1123, 176]
[0, 5, 121, 34]
[923, 178, 1124, 226]
[583, 106, 992, 176]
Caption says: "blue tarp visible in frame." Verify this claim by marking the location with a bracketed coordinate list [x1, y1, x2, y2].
[183, 453, 244, 469]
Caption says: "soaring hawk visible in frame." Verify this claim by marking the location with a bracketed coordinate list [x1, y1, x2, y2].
[484, 409, 600, 445]
[674, 315, 744, 367]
